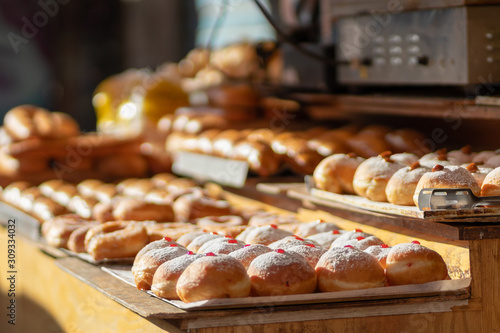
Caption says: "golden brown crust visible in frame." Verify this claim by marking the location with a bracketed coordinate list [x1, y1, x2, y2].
[176, 255, 251, 302]
[85, 221, 149, 261]
[385, 243, 449, 285]
[42, 214, 95, 249]
[247, 250, 317, 296]
[315, 247, 386, 292]
[112, 198, 175, 222]
[173, 193, 232, 222]
[132, 245, 188, 290]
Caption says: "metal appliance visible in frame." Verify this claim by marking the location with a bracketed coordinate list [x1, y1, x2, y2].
[322, 2, 500, 86]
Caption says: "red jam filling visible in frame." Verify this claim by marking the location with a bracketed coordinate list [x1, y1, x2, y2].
[276, 249, 285, 253]
[294, 236, 304, 241]
[205, 252, 216, 256]
[344, 245, 354, 249]
[332, 230, 340, 234]
[356, 236, 365, 241]
[244, 244, 251, 247]
[187, 251, 194, 255]
[381, 244, 389, 248]
[228, 239, 238, 244]
[354, 229, 363, 233]
[169, 244, 178, 247]
[270, 224, 278, 229]
[411, 240, 421, 245]
[305, 244, 316, 248]
[163, 237, 172, 241]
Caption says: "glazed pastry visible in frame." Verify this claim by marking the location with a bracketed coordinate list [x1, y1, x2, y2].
[112, 198, 175, 222]
[41, 214, 96, 249]
[307, 230, 343, 248]
[85, 221, 149, 261]
[173, 193, 232, 222]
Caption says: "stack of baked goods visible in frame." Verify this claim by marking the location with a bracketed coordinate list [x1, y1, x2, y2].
[313, 145, 500, 207]
[165, 125, 430, 177]
[130, 217, 450, 303]
[0, 105, 173, 186]
[2, 173, 265, 260]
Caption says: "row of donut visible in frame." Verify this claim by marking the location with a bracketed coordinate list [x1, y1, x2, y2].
[131, 223, 449, 303]
[0, 105, 173, 183]
[313, 146, 500, 206]
[165, 125, 430, 177]
[0, 173, 245, 225]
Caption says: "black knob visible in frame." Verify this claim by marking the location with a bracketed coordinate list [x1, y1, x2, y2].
[418, 56, 429, 65]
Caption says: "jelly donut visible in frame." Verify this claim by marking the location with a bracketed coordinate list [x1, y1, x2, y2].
[385, 242, 449, 285]
[389, 153, 419, 166]
[228, 244, 272, 269]
[132, 244, 188, 290]
[463, 163, 492, 188]
[331, 235, 384, 251]
[330, 229, 374, 246]
[176, 254, 251, 302]
[151, 252, 203, 299]
[480, 167, 500, 196]
[287, 244, 327, 268]
[353, 152, 405, 202]
[364, 244, 391, 269]
[247, 249, 317, 296]
[307, 230, 343, 248]
[244, 224, 293, 246]
[294, 220, 340, 238]
[268, 236, 319, 250]
[413, 165, 481, 206]
[315, 246, 386, 292]
[176, 231, 206, 247]
[198, 238, 245, 254]
[313, 153, 365, 194]
[186, 232, 223, 253]
[385, 162, 430, 206]
[447, 145, 475, 165]
[85, 221, 149, 261]
[133, 237, 179, 265]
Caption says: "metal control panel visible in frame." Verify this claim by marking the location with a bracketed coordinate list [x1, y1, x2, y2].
[335, 6, 500, 85]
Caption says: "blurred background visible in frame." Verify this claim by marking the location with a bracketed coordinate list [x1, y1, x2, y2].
[0, 0, 279, 131]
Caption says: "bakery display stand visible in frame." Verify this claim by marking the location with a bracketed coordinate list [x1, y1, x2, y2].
[0, 186, 498, 333]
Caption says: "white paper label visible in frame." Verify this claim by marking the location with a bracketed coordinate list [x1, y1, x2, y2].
[172, 152, 249, 188]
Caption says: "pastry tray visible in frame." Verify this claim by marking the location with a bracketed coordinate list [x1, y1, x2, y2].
[282, 182, 500, 223]
[102, 265, 471, 311]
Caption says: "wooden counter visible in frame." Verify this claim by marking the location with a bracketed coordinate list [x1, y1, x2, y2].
[0, 188, 499, 332]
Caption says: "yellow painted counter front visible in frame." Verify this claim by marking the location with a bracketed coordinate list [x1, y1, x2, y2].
[0, 229, 180, 333]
